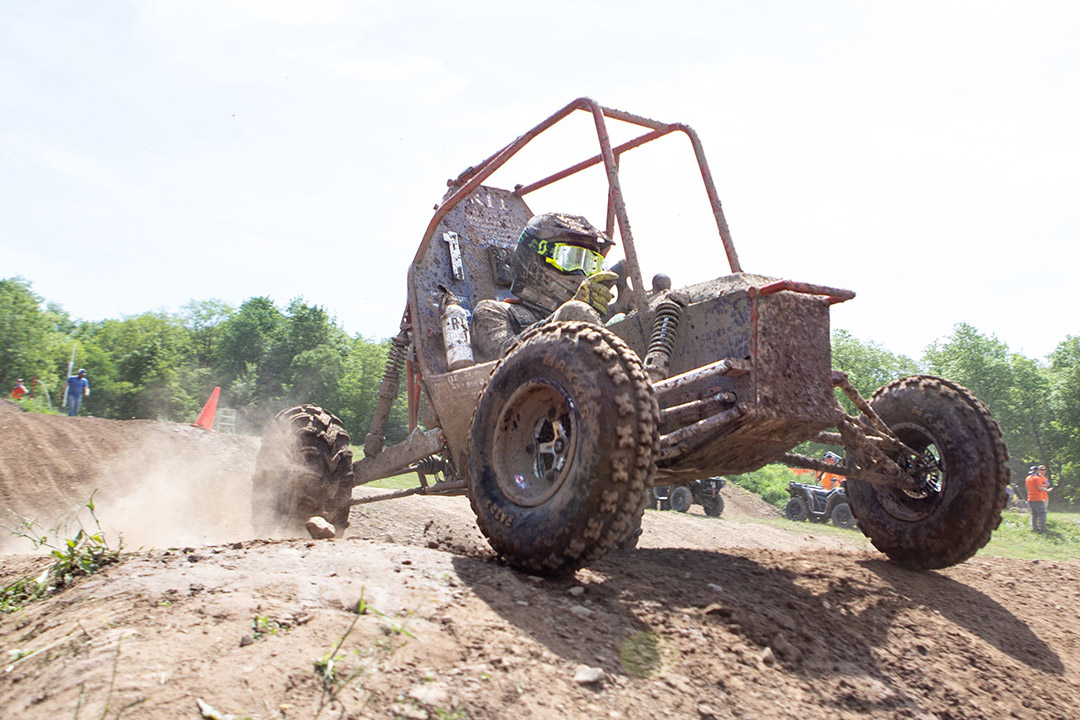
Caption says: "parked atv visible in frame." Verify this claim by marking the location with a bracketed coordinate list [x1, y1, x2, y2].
[653, 478, 726, 516]
[252, 98, 1010, 576]
[785, 481, 855, 529]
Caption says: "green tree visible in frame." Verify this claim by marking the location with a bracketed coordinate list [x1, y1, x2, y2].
[922, 323, 1066, 492]
[332, 337, 409, 446]
[1007, 353, 1053, 473]
[215, 297, 285, 383]
[923, 323, 1014, 414]
[1048, 336, 1080, 503]
[831, 329, 919, 403]
[287, 345, 345, 409]
[182, 299, 234, 368]
[78, 313, 198, 421]
[0, 277, 71, 396]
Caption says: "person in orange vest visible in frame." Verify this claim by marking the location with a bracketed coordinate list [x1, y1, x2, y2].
[1025, 464, 1051, 534]
[819, 451, 846, 491]
[11, 378, 30, 400]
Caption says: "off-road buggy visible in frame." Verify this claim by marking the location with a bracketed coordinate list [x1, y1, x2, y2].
[785, 481, 855, 529]
[252, 98, 1009, 576]
[653, 478, 726, 517]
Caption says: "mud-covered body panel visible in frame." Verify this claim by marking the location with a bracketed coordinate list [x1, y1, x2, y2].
[608, 273, 838, 480]
[408, 186, 532, 378]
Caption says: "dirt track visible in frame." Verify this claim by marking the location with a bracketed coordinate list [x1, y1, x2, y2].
[1, 399, 1078, 720]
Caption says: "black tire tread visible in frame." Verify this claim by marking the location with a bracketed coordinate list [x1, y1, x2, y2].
[251, 404, 354, 537]
[847, 375, 1008, 568]
[670, 486, 693, 513]
[830, 502, 855, 529]
[785, 497, 809, 522]
[468, 321, 659, 575]
[703, 495, 724, 517]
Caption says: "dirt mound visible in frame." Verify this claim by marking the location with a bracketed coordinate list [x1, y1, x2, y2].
[1, 403, 1078, 719]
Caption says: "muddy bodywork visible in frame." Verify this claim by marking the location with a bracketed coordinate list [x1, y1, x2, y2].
[263, 98, 1008, 572]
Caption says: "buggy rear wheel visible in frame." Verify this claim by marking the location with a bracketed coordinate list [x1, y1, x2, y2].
[251, 404, 354, 537]
[468, 321, 659, 575]
[845, 375, 1008, 569]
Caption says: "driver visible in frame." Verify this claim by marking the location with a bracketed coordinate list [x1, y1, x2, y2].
[471, 212, 617, 362]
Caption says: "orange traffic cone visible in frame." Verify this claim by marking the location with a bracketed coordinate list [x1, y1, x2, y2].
[192, 387, 221, 430]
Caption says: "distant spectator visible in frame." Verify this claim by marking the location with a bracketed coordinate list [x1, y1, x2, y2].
[66, 369, 90, 416]
[1025, 464, 1051, 534]
[11, 378, 30, 400]
[818, 451, 846, 491]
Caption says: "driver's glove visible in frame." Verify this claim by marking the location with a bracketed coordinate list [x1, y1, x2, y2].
[572, 270, 619, 314]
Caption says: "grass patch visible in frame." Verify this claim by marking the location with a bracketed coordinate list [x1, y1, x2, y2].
[13, 395, 64, 416]
[978, 511, 1080, 561]
[728, 465, 799, 510]
[1, 493, 121, 613]
[251, 615, 286, 639]
[349, 444, 437, 490]
[365, 474, 418, 490]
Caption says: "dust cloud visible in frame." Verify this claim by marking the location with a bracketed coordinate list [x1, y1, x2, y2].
[92, 434, 256, 549]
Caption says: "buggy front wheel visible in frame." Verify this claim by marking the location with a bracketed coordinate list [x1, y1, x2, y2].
[845, 375, 1009, 569]
[468, 321, 659, 575]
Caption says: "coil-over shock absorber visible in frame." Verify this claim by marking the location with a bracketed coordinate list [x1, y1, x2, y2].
[644, 298, 683, 383]
[409, 454, 447, 489]
[364, 330, 410, 457]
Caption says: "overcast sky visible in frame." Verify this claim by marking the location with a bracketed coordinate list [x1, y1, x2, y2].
[3, 1, 1077, 362]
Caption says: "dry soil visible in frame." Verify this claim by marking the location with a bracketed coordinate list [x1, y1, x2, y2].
[0, 399, 1078, 720]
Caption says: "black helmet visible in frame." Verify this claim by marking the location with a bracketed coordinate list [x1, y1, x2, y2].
[519, 212, 612, 255]
[511, 213, 612, 313]
[77, 368, 86, 376]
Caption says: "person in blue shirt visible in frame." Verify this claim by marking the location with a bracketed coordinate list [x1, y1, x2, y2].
[66, 368, 90, 416]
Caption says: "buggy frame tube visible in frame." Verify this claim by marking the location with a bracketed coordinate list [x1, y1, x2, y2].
[412, 97, 742, 325]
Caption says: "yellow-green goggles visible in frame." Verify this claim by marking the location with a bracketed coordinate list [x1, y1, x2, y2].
[546, 243, 604, 275]
[537, 241, 605, 275]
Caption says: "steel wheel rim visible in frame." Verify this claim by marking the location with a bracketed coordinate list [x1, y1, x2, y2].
[491, 379, 578, 507]
[879, 422, 947, 521]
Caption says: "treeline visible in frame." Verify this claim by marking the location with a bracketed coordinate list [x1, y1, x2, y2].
[0, 277, 408, 445]
[3, 276, 1078, 505]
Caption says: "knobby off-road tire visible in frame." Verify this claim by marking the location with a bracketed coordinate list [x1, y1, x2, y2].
[251, 404, 354, 537]
[468, 321, 660, 575]
[830, 502, 855, 529]
[703, 495, 724, 518]
[670, 486, 693, 513]
[845, 375, 1009, 569]
[785, 497, 809, 522]
[614, 488, 651, 551]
